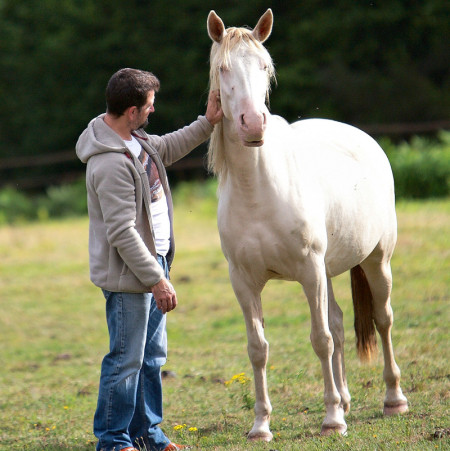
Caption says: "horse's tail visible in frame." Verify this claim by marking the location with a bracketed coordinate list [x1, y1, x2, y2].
[351, 265, 377, 362]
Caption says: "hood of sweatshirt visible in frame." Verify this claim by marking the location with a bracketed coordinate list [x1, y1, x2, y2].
[76, 114, 128, 163]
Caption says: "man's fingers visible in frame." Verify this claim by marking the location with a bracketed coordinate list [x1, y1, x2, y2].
[151, 278, 178, 314]
[169, 293, 178, 311]
[165, 293, 177, 313]
[156, 297, 164, 313]
[156, 293, 177, 314]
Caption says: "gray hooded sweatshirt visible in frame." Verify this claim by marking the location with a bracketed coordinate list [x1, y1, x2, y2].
[76, 113, 213, 292]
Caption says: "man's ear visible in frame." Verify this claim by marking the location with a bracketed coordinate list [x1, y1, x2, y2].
[126, 105, 138, 119]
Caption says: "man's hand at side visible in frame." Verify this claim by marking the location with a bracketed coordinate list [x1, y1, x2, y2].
[151, 278, 178, 314]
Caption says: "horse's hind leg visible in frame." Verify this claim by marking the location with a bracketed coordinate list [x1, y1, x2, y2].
[360, 258, 408, 415]
[327, 278, 351, 414]
[229, 266, 273, 442]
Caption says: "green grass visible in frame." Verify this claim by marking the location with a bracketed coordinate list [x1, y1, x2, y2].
[0, 184, 448, 450]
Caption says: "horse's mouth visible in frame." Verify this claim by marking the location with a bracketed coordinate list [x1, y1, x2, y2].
[244, 139, 264, 147]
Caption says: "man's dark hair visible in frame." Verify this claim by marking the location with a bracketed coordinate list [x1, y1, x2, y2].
[106, 68, 160, 116]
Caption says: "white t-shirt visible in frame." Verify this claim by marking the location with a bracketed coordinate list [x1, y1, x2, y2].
[124, 135, 142, 158]
[124, 137, 171, 256]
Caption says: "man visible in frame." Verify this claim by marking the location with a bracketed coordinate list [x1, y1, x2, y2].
[76, 68, 222, 451]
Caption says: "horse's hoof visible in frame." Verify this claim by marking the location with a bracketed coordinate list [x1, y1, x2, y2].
[321, 424, 347, 436]
[384, 401, 408, 416]
[247, 431, 273, 442]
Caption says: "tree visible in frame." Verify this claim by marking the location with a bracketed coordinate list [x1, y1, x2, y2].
[0, 0, 448, 188]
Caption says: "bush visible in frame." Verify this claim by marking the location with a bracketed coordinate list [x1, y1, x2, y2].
[0, 187, 35, 224]
[0, 134, 449, 225]
[0, 178, 87, 225]
[383, 131, 450, 199]
[37, 179, 88, 219]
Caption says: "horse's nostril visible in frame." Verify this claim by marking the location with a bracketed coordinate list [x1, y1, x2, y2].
[240, 114, 245, 126]
[262, 112, 267, 125]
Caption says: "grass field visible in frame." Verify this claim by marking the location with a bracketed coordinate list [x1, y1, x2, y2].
[0, 183, 448, 450]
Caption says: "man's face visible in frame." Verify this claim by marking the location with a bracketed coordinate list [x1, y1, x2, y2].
[134, 90, 155, 130]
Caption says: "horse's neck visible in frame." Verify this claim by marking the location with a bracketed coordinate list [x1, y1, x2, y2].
[220, 118, 285, 200]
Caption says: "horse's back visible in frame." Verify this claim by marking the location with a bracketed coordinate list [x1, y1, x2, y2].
[291, 119, 388, 168]
[289, 118, 394, 202]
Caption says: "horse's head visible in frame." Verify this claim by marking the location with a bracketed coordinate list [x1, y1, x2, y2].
[208, 9, 275, 147]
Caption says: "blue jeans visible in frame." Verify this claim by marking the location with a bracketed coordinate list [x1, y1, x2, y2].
[94, 255, 171, 451]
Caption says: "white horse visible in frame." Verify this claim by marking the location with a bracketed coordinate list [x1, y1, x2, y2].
[207, 9, 408, 440]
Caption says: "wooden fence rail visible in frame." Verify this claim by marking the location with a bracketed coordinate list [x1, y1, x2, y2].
[1, 120, 448, 190]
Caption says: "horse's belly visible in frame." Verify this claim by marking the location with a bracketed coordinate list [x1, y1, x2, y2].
[324, 205, 396, 277]
[325, 241, 372, 277]
[219, 225, 306, 278]
[218, 202, 326, 282]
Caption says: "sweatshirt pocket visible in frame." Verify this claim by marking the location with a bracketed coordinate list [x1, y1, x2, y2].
[120, 262, 129, 276]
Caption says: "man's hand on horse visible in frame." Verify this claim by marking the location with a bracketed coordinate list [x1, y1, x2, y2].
[206, 89, 223, 125]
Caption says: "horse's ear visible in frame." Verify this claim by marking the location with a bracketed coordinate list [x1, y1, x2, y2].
[208, 10, 226, 43]
[252, 9, 273, 43]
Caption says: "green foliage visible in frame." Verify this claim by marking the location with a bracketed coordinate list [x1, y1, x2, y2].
[0, 178, 87, 224]
[39, 179, 88, 219]
[0, 1, 449, 188]
[0, 186, 34, 224]
[0, 134, 449, 224]
[172, 178, 219, 218]
[383, 131, 450, 199]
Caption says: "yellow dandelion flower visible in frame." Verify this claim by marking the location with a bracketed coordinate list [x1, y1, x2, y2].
[64, 406, 69, 409]
[231, 372, 245, 380]
[189, 427, 198, 432]
[173, 424, 184, 431]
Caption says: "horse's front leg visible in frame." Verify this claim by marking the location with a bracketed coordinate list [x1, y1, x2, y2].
[229, 265, 273, 442]
[327, 278, 351, 414]
[303, 261, 347, 435]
